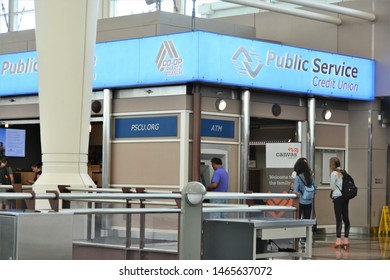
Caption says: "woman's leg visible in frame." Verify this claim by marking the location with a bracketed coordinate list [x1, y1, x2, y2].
[301, 203, 312, 219]
[341, 199, 350, 246]
[341, 199, 350, 237]
[332, 197, 343, 247]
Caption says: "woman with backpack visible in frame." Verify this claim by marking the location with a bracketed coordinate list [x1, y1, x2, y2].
[329, 156, 350, 248]
[292, 157, 316, 246]
[292, 157, 316, 221]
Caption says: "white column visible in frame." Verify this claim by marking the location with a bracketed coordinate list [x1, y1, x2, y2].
[240, 89, 250, 192]
[34, 0, 99, 207]
[307, 97, 316, 169]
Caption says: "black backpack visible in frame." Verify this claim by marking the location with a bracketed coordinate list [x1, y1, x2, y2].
[340, 170, 358, 200]
[0, 166, 9, 185]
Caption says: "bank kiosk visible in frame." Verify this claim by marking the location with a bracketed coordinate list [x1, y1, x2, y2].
[0, 31, 375, 259]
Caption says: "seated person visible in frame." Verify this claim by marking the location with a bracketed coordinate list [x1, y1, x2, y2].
[26, 162, 42, 184]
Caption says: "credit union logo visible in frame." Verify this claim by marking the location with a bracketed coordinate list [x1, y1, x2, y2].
[231, 46, 263, 79]
[156, 40, 184, 76]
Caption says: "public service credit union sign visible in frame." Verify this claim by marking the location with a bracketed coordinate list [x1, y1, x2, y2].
[0, 31, 375, 101]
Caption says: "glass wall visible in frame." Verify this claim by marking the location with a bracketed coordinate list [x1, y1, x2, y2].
[109, 0, 221, 17]
[0, 0, 357, 34]
[0, 0, 35, 32]
[14, 0, 35, 31]
[0, 0, 226, 33]
[0, 0, 9, 32]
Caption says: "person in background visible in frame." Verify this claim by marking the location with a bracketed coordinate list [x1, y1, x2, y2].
[0, 156, 14, 209]
[0, 142, 5, 157]
[289, 169, 297, 193]
[206, 157, 229, 219]
[292, 157, 315, 246]
[26, 162, 42, 184]
[329, 156, 350, 248]
[292, 157, 315, 220]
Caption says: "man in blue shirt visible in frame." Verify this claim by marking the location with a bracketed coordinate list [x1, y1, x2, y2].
[207, 157, 229, 218]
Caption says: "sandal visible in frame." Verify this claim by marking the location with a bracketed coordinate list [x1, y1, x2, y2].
[332, 238, 342, 248]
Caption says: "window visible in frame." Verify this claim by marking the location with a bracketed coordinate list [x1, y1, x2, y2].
[315, 149, 345, 186]
[0, 0, 35, 33]
[14, 0, 35, 31]
[0, 0, 9, 33]
[0, 0, 228, 34]
[111, 0, 172, 16]
[109, 0, 219, 17]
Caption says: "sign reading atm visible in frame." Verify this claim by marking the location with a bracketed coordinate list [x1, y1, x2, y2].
[201, 119, 235, 138]
[115, 116, 177, 138]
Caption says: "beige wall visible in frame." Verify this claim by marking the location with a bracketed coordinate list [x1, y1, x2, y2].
[112, 142, 181, 185]
[110, 93, 241, 191]
[111, 95, 188, 187]
[314, 122, 349, 227]
[0, 11, 255, 55]
[374, 0, 390, 98]
[349, 100, 388, 228]
[0, 103, 39, 119]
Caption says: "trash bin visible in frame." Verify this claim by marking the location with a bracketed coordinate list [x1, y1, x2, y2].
[0, 210, 73, 260]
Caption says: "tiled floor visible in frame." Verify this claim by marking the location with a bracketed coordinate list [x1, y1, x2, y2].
[72, 232, 390, 260]
[311, 233, 390, 260]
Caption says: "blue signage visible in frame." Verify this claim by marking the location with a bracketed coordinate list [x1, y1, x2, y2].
[0, 50, 39, 94]
[200, 32, 375, 101]
[201, 119, 235, 138]
[115, 116, 177, 138]
[0, 31, 375, 100]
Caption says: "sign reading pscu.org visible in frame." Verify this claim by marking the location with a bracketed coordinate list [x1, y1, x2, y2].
[115, 116, 178, 138]
[0, 31, 374, 100]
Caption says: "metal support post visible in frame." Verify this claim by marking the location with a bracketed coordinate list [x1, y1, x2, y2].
[179, 182, 206, 260]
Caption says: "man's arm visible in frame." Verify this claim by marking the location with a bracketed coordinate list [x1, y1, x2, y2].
[9, 173, 14, 184]
[207, 182, 218, 191]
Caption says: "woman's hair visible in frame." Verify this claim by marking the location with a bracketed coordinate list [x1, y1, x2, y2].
[294, 157, 312, 185]
[32, 162, 42, 169]
[329, 157, 341, 173]
[0, 156, 7, 164]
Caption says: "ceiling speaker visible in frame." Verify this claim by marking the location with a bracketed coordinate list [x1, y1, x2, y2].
[272, 104, 281, 117]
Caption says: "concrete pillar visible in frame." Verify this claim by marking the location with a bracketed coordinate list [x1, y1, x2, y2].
[33, 0, 99, 207]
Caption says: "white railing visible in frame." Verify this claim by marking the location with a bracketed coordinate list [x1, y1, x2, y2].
[0, 183, 306, 260]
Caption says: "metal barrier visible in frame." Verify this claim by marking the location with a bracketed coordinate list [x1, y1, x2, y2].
[0, 183, 308, 260]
